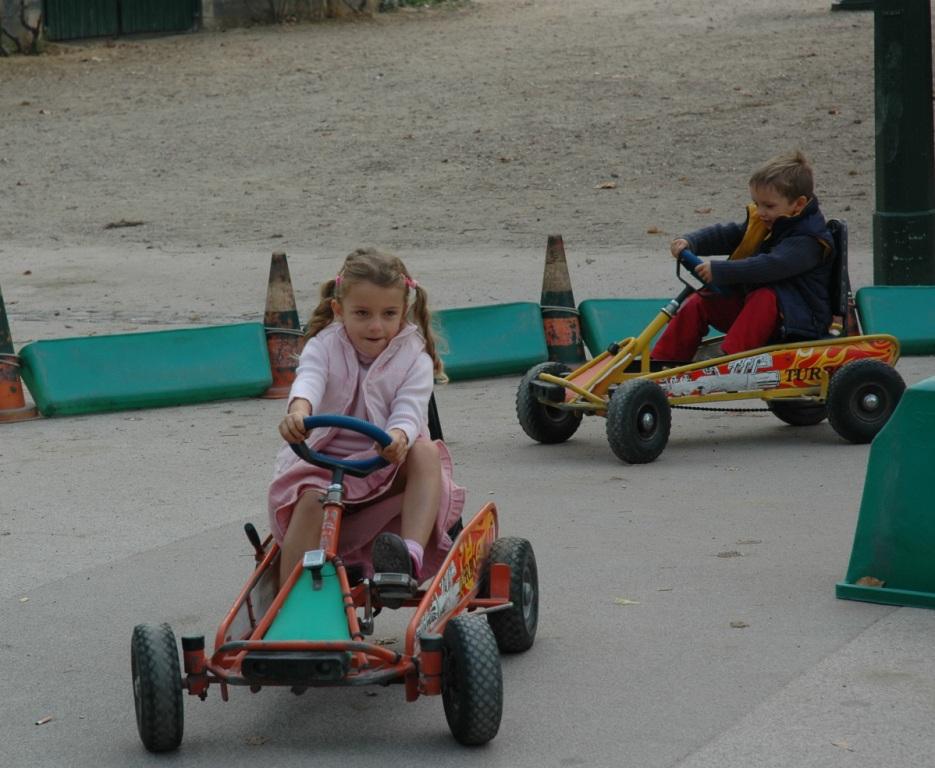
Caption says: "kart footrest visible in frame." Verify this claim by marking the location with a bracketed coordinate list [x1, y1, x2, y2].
[242, 651, 350, 685]
[372, 572, 418, 604]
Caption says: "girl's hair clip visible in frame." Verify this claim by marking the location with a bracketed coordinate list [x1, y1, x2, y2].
[334, 274, 343, 287]
[404, 276, 419, 289]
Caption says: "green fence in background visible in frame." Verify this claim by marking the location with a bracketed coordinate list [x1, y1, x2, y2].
[45, 0, 118, 40]
[45, 0, 197, 41]
[121, 0, 197, 35]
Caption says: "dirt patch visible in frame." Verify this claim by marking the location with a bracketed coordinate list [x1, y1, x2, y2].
[0, 0, 876, 263]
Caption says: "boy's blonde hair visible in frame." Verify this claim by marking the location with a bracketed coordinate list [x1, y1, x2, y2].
[304, 247, 446, 380]
[749, 150, 815, 201]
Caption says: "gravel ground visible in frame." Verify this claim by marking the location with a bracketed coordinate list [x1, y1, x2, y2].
[1, 0, 877, 262]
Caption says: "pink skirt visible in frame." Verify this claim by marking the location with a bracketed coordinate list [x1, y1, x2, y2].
[267, 438, 466, 579]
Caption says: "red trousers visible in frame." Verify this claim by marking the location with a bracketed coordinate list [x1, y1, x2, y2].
[651, 287, 781, 361]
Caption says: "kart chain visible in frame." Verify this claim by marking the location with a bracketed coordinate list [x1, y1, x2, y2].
[671, 404, 770, 413]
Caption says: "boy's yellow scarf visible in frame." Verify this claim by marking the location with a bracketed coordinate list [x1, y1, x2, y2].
[728, 203, 769, 261]
[728, 202, 832, 261]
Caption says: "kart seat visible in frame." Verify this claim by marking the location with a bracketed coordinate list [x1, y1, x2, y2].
[428, 392, 443, 441]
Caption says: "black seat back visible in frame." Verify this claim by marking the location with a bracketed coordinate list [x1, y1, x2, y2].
[428, 391, 443, 440]
[826, 219, 860, 335]
[827, 219, 848, 319]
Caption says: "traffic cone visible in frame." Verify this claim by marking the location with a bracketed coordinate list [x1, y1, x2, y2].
[540, 235, 586, 364]
[0, 285, 39, 422]
[261, 251, 303, 399]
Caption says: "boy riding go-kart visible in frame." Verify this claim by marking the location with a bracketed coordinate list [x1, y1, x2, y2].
[517, 218, 905, 464]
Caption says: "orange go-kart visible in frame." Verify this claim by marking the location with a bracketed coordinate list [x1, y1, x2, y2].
[517, 219, 906, 463]
[131, 415, 539, 751]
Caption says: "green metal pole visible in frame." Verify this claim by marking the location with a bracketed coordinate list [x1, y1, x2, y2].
[873, 0, 935, 285]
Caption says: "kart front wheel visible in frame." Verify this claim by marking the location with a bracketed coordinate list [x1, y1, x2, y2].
[482, 537, 539, 653]
[606, 379, 671, 463]
[827, 359, 905, 444]
[131, 623, 184, 753]
[442, 614, 503, 746]
[516, 362, 582, 444]
[767, 399, 827, 426]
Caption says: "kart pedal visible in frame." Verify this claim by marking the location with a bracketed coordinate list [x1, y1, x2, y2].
[372, 572, 418, 608]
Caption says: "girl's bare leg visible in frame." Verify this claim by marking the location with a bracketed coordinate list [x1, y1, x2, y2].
[398, 439, 442, 548]
[279, 490, 324, 586]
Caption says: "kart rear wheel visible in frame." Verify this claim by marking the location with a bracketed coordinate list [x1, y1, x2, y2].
[767, 399, 827, 426]
[516, 362, 582, 444]
[606, 379, 671, 463]
[827, 359, 905, 444]
[441, 614, 503, 746]
[131, 623, 184, 753]
[482, 538, 539, 653]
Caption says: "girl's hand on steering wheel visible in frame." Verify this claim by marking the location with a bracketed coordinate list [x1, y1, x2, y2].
[280, 399, 312, 443]
[379, 428, 409, 464]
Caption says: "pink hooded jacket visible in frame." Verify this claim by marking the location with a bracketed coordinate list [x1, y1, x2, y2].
[273, 321, 434, 477]
[267, 321, 465, 577]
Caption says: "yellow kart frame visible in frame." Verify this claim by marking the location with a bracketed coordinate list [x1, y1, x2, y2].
[517, 221, 906, 463]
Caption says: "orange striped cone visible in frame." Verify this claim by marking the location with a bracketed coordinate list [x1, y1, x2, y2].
[541, 235, 586, 364]
[261, 251, 303, 399]
[0, 285, 39, 422]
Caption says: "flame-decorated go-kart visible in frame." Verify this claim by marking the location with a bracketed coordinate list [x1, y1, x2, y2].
[517, 219, 906, 463]
[131, 415, 539, 751]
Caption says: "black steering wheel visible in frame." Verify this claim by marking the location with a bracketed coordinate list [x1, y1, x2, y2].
[289, 415, 392, 478]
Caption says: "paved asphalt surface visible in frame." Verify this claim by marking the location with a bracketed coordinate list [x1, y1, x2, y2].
[1, 2, 934, 760]
[2, 249, 934, 767]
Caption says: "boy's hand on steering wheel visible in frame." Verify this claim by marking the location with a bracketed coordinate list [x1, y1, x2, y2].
[670, 238, 690, 259]
[280, 399, 312, 443]
[379, 428, 409, 464]
[694, 260, 713, 283]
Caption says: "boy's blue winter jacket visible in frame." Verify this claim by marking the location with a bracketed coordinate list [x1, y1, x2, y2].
[684, 197, 833, 341]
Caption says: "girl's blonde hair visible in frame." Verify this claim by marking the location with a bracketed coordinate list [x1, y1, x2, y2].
[304, 247, 446, 380]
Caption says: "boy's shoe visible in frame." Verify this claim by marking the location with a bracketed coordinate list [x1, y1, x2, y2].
[692, 342, 724, 363]
[371, 532, 413, 577]
[627, 358, 689, 372]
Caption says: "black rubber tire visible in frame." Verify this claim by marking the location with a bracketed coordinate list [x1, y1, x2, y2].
[605, 379, 671, 463]
[827, 359, 905, 444]
[131, 623, 184, 753]
[516, 362, 582, 444]
[481, 538, 539, 653]
[441, 615, 503, 746]
[767, 399, 827, 426]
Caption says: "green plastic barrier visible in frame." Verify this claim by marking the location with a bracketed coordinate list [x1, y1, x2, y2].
[856, 286, 935, 354]
[578, 298, 673, 356]
[836, 376, 935, 608]
[19, 323, 272, 417]
[435, 302, 548, 381]
[264, 562, 351, 641]
[579, 297, 720, 357]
